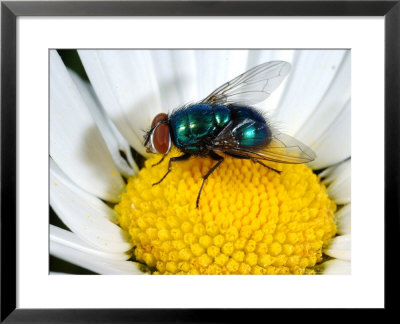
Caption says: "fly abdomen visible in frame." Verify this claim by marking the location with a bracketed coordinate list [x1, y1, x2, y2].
[229, 105, 272, 147]
[212, 105, 231, 128]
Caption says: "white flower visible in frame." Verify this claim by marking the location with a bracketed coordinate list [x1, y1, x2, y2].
[50, 49, 351, 275]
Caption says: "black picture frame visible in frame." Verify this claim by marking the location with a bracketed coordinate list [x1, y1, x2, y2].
[1, 0, 398, 321]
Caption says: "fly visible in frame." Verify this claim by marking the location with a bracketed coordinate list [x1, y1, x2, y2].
[144, 61, 316, 208]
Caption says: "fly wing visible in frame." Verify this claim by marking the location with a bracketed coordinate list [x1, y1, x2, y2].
[201, 61, 291, 106]
[211, 124, 316, 164]
[256, 131, 316, 163]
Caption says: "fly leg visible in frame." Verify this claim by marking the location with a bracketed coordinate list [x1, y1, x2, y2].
[152, 154, 166, 167]
[196, 151, 224, 208]
[152, 153, 191, 186]
[252, 159, 281, 174]
[223, 152, 281, 174]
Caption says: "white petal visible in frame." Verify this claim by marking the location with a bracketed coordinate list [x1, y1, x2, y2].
[274, 50, 347, 135]
[50, 241, 143, 275]
[296, 52, 350, 152]
[50, 50, 125, 202]
[195, 50, 248, 100]
[68, 69, 138, 176]
[151, 50, 197, 110]
[323, 235, 351, 261]
[307, 99, 351, 169]
[318, 260, 351, 275]
[318, 160, 339, 180]
[50, 159, 132, 253]
[335, 204, 351, 235]
[79, 50, 161, 156]
[246, 50, 296, 112]
[322, 159, 351, 204]
[50, 225, 131, 261]
[246, 50, 295, 71]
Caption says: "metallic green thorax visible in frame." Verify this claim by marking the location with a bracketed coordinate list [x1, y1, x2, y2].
[170, 104, 230, 151]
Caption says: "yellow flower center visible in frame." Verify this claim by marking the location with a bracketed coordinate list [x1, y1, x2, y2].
[115, 149, 336, 275]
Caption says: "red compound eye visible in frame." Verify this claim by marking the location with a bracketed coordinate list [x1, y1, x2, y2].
[153, 123, 170, 154]
[151, 113, 168, 128]
[150, 113, 170, 154]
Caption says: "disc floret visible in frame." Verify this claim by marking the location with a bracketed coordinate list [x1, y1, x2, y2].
[115, 150, 336, 275]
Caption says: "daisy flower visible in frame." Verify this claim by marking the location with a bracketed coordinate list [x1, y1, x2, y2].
[50, 49, 351, 275]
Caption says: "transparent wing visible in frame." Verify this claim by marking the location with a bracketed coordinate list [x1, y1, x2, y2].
[212, 124, 316, 164]
[201, 61, 291, 106]
[256, 131, 316, 163]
